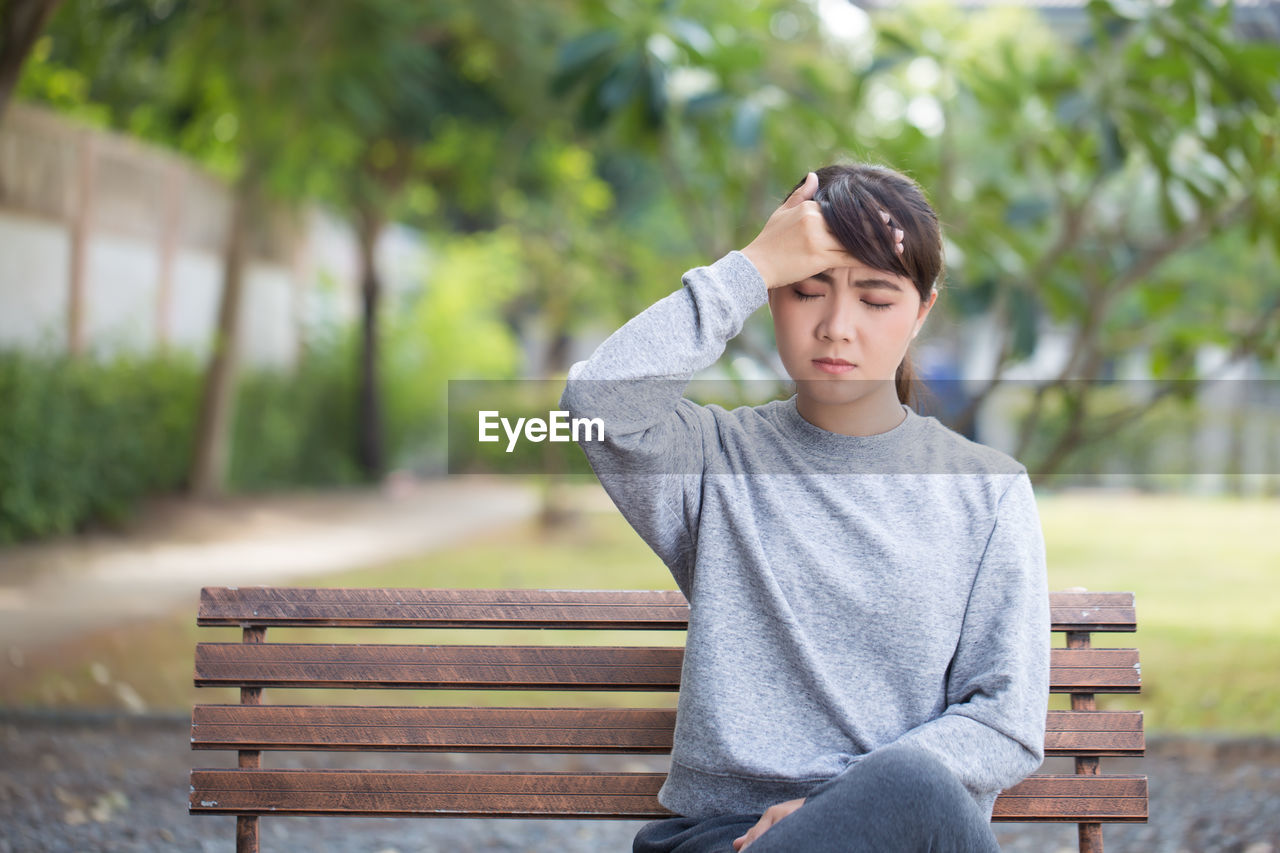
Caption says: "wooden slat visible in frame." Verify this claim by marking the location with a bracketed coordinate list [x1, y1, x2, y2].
[1050, 648, 1142, 693]
[1045, 711, 1145, 756]
[191, 706, 677, 752]
[992, 775, 1148, 823]
[191, 706, 1144, 757]
[198, 588, 1136, 632]
[194, 644, 685, 691]
[190, 769, 671, 819]
[1050, 592, 1136, 632]
[189, 770, 1146, 822]
[198, 588, 691, 629]
[194, 644, 1139, 693]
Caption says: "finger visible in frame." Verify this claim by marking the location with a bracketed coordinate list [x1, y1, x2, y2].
[733, 821, 763, 851]
[782, 171, 816, 209]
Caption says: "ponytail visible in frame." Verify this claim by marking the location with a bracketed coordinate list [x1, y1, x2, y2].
[895, 351, 916, 408]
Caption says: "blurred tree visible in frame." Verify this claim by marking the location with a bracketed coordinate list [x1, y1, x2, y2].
[553, 0, 1279, 482]
[547, 0, 878, 389]
[865, 0, 1279, 481]
[14, 0, 1277, 496]
[315, 2, 512, 480]
[13, 0, 263, 495]
[0, 0, 60, 120]
[17, 0, 527, 491]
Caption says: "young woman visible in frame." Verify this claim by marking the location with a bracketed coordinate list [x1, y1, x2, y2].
[558, 163, 1050, 852]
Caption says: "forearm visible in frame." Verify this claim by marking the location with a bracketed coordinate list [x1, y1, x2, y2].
[558, 250, 766, 436]
[876, 708, 1044, 796]
[555, 251, 766, 584]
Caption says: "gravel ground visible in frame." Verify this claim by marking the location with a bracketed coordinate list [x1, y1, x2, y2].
[1, 713, 1278, 853]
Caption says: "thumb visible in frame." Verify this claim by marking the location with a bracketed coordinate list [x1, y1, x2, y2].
[782, 171, 816, 208]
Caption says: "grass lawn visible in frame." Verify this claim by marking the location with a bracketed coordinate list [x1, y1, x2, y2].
[3, 487, 1277, 735]
[1038, 488, 1280, 734]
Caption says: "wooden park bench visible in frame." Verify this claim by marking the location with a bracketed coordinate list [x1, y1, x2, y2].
[189, 587, 1147, 853]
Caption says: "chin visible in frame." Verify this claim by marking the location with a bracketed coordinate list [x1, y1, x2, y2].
[794, 378, 880, 407]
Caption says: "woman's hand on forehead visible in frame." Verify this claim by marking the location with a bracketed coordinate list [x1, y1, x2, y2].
[741, 171, 859, 291]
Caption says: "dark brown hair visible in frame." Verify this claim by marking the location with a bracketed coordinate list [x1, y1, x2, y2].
[787, 163, 944, 407]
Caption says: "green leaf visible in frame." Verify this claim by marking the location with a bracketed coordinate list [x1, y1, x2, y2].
[598, 50, 643, 111]
[550, 29, 621, 96]
[669, 18, 714, 59]
[684, 90, 731, 117]
[643, 58, 667, 128]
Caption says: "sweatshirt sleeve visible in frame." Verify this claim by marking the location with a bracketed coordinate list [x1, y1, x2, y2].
[558, 251, 768, 596]
[811, 471, 1051, 808]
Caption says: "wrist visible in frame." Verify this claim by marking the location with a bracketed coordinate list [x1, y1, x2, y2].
[739, 244, 776, 290]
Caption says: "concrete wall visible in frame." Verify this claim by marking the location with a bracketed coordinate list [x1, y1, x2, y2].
[0, 103, 427, 369]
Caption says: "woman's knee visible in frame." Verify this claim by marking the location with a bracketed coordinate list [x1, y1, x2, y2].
[795, 745, 999, 852]
[818, 744, 972, 813]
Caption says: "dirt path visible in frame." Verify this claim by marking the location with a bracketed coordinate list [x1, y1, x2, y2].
[0, 475, 543, 672]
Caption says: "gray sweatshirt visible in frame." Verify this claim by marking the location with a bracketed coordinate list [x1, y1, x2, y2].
[558, 250, 1050, 821]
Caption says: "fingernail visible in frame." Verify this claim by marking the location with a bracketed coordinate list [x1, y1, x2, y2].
[894, 228, 904, 240]
[879, 209, 890, 224]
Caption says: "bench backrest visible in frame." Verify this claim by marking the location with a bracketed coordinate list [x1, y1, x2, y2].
[189, 588, 1146, 853]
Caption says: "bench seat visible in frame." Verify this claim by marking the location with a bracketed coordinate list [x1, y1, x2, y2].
[189, 587, 1147, 852]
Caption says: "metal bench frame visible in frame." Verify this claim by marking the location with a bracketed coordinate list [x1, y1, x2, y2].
[189, 587, 1148, 852]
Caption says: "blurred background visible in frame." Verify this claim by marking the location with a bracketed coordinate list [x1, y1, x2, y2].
[1, 0, 1278, 850]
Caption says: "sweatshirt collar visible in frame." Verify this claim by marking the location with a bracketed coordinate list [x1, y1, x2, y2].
[775, 394, 922, 463]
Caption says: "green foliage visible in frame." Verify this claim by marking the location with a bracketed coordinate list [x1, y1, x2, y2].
[0, 332, 386, 540]
[0, 348, 199, 543]
[382, 229, 525, 471]
[10, 0, 1279, 500]
[228, 331, 364, 491]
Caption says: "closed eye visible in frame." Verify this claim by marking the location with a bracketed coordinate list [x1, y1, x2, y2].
[792, 289, 894, 310]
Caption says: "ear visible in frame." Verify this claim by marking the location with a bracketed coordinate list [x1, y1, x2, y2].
[911, 287, 937, 339]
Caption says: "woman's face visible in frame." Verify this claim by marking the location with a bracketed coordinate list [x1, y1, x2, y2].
[767, 256, 936, 410]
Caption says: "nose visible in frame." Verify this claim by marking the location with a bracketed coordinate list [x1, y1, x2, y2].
[817, 294, 858, 343]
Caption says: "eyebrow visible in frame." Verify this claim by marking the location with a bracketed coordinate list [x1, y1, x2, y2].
[811, 271, 904, 293]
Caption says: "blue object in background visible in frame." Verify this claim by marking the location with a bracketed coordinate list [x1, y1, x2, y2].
[916, 344, 976, 441]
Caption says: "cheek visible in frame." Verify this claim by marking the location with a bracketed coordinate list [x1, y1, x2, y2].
[769, 303, 797, 340]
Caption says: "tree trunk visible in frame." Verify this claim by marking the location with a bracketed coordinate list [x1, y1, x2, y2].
[538, 323, 578, 530]
[0, 0, 61, 121]
[189, 169, 256, 497]
[355, 208, 385, 482]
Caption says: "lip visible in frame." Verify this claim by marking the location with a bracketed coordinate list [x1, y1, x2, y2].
[812, 358, 856, 374]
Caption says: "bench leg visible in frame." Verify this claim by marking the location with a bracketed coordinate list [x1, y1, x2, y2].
[1068, 633, 1106, 853]
[1078, 822, 1103, 853]
[235, 626, 266, 853]
[236, 816, 258, 853]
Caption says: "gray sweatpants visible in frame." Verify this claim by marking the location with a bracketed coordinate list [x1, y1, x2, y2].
[632, 745, 1002, 853]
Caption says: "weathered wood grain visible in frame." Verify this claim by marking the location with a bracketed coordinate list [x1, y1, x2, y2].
[189, 770, 1147, 822]
[192, 644, 1139, 693]
[198, 588, 1136, 632]
[191, 706, 1144, 756]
